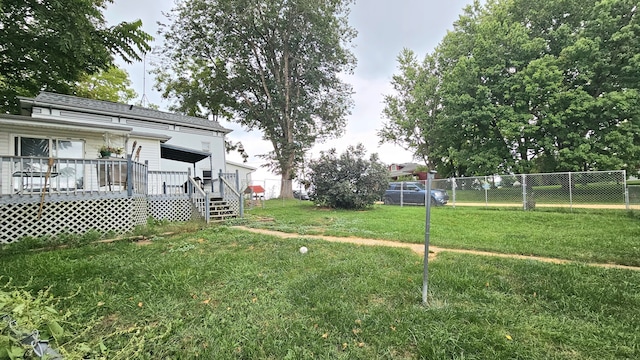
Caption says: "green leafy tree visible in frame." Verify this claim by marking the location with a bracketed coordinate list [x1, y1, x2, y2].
[0, 0, 152, 113]
[308, 144, 389, 210]
[75, 66, 138, 103]
[386, 0, 640, 177]
[155, 0, 357, 197]
[379, 49, 441, 170]
[154, 58, 236, 119]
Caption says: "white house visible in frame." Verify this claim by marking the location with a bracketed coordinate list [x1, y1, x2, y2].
[0, 92, 247, 243]
[13, 91, 231, 176]
[225, 160, 257, 191]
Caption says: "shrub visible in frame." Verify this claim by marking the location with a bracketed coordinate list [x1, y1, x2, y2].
[308, 144, 389, 209]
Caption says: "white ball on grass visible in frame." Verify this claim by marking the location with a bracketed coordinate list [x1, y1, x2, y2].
[299, 246, 308, 254]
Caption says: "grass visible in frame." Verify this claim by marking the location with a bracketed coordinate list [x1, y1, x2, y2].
[1, 227, 639, 359]
[244, 200, 640, 266]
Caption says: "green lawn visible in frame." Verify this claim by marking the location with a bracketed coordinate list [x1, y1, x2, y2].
[245, 200, 640, 266]
[1, 227, 639, 359]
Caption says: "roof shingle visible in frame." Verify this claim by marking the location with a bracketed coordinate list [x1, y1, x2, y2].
[23, 92, 231, 133]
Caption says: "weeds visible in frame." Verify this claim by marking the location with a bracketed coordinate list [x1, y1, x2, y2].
[1, 231, 638, 359]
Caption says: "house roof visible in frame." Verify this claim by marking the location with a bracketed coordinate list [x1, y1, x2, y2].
[0, 114, 132, 134]
[19, 92, 232, 133]
[225, 160, 257, 171]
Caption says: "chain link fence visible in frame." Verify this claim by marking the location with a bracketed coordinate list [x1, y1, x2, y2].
[628, 185, 640, 208]
[248, 171, 635, 210]
[433, 170, 630, 210]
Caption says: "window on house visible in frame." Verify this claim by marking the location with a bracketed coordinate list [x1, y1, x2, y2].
[16, 137, 84, 158]
[15, 136, 85, 190]
[19, 137, 49, 157]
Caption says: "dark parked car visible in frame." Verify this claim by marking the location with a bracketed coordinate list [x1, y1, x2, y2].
[383, 182, 449, 206]
[293, 190, 310, 200]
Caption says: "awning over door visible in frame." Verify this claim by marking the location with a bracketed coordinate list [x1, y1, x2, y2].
[160, 143, 211, 165]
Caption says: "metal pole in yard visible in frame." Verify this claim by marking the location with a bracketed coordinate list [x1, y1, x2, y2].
[422, 170, 437, 305]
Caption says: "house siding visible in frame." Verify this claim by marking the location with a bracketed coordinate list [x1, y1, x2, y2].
[225, 162, 255, 191]
[127, 137, 161, 170]
[0, 131, 10, 196]
[31, 106, 227, 174]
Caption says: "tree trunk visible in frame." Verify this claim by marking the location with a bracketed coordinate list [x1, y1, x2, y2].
[280, 165, 294, 199]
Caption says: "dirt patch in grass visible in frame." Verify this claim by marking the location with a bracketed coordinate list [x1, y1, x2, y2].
[234, 226, 640, 272]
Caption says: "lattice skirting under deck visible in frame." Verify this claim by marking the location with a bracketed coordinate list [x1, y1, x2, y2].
[1, 196, 213, 244]
[0, 197, 149, 244]
[147, 197, 199, 222]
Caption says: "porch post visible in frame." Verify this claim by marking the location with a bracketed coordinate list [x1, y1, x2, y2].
[126, 154, 133, 197]
[144, 160, 149, 196]
[219, 169, 224, 198]
[209, 155, 214, 192]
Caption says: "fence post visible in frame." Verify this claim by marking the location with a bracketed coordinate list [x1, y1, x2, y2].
[568, 172, 573, 211]
[624, 170, 629, 210]
[451, 177, 456, 208]
[126, 154, 133, 197]
[484, 176, 488, 207]
[400, 181, 404, 207]
[522, 174, 527, 211]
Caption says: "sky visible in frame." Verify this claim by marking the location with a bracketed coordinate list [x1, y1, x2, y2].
[104, 0, 477, 182]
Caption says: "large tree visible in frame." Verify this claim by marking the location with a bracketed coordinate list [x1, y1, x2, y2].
[0, 0, 152, 113]
[75, 66, 138, 103]
[379, 49, 441, 170]
[155, 0, 357, 197]
[382, 0, 640, 177]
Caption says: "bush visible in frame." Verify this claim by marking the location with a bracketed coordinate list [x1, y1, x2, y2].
[308, 144, 389, 209]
